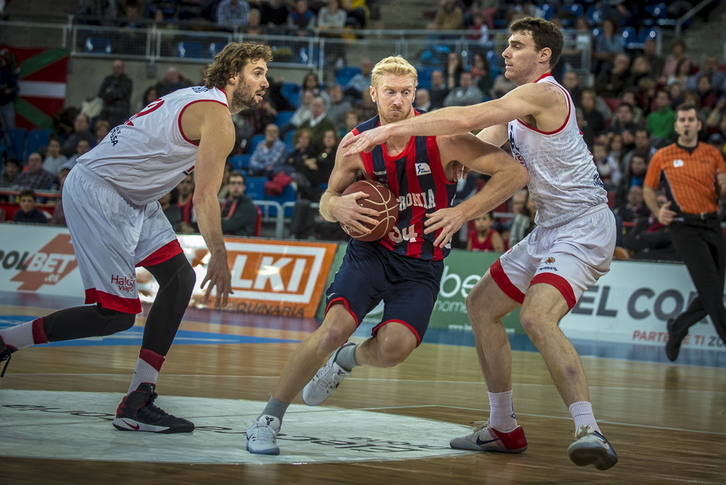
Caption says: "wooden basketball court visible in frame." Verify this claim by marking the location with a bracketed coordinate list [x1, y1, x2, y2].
[1, 292, 725, 484]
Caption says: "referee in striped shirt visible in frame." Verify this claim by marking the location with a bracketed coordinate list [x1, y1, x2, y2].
[644, 103, 726, 361]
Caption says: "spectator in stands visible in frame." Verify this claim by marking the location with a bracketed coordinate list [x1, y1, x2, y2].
[428, 69, 449, 111]
[155, 188, 181, 233]
[354, 86, 377, 121]
[94, 120, 111, 145]
[343, 57, 373, 100]
[445, 51, 464, 89]
[298, 96, 336, 150]
[625, 56, 656, 104]
[592, 18, 625, 76]
[49, 171, 68, 226]
[415, 88, 431, 112]
[592, 141, 621, 192]
[64, 139, 92, 170]
[562, 71, 583, 109]
[216, 0, 250, 28]
[642, 38, 665, 85]
[284, 128, 315, 180]
[98, 59, 133, 128]
[470, 52, 493, 97]
[619, 90, 643, 126]
[245, 8, 265, 34]
[467, 211, 504, 252]
[317, 0, 347, 30]
[155, 67, 189, 97]
[623, 192, 679, 262]
[609, 132, 629, 169]
[607, 102, 638, 139]
[176, 174, 197, 234]
[261, 0, 289, 29]
[508, 189, 536, 248]
[301, 71, 330, 105]
[443, 71, 484, 107]
[705, 95, 726, 132]
[688, 54, 725, 92]
[136, 86, 158, 112]
[0, 157, 20, 197]
[218, 161, 233, 200]
[249, 123, 288, 178]
[340, 0, 369, 29]
[338, 108, 360, 139]
[576, 108, 596, 151]
[221, 171, 257, 236]
[280, 88, 314, 138]
[669, 57, 697, 91]
[234, 96, 277, 154]
[614, 154, 650, 211]
[666, 80, 684, 109]
[0, 47, 19, 131]
[12, 189, 47, 224]
[61, 113, 94, 158]
[468, 10, 490, 46]
[595, 52, 631, 98]
[694, 74, 720, 111]
[42, 137, 67, 176]
[490, 69, 517, 99]
[579, 89, 606, 139]
[661, 38, 690, 82]
[428, 0, 464, 33]
[623, 128, 657, 168]
[646, 89, 676, 144]
[288, 0, 316, 35]
[15, 152, 55, 191]
[326, 83, 351, 128]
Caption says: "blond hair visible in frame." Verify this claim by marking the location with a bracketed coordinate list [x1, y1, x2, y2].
[371, 56, 418, 89]
[204, 42, 273, 89]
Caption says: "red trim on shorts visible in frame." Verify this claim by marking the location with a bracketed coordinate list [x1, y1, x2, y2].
[372, 320, 422, 347]
[325, 297, 360, 327]
[139, 348, 165, 371]
[85, 288, 141, 314]
[32, 318, 49, 344]
[530, 273, 577, 310]
[136, 240, 183, 268]
[490, 259, 525, 304]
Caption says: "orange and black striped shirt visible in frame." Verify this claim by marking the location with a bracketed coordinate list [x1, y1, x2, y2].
[644, 142, 725, 215]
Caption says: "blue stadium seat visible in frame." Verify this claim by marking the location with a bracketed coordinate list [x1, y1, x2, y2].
[621, 27, 638, 50]
[1, 128, 27, 159]
[275, 110, 296, 127]
[245, 176, 267, 201]
[84, 36, 112, 54]
[229, 154, 251, 171]
[281, 82, 301, 108]
[25, 128, 52, 158]
[177, 41, 205, 59]
[247, 134, 266, 155]
[335, 66, 361, 88]
[540, 4, 555, 21]
[637, 27, 660, 44]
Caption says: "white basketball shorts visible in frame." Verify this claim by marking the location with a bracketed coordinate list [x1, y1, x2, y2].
[63, 164, 181, 314]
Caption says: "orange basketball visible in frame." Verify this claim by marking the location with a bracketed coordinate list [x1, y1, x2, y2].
[340, 180, 399, 242]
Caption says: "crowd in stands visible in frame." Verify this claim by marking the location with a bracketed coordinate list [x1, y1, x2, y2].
[2, 0, 725, 255]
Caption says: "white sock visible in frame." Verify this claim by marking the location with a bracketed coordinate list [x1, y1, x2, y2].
[488, 390, 517, 432]
[127, 349, 164, 394]
[0, 318, 48, 349]
[569, 401, 600, 432]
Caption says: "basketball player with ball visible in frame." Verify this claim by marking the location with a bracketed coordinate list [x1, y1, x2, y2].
[246, 56, 528, 455]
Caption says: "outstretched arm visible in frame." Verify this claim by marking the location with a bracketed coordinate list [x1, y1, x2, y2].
[342, 82, 564, 155]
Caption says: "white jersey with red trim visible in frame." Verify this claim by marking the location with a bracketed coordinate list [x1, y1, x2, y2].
[508, 74, 606, 228]
[76, 86, 229, 206]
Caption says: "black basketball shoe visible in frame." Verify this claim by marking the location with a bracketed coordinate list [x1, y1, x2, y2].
[112, 383, 194, 433]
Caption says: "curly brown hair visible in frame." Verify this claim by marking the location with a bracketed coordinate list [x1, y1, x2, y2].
[203, 42, 273, 89]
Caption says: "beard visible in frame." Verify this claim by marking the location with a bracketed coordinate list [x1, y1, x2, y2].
[379, 104, 412, 125]
[230, 82, 261, 113]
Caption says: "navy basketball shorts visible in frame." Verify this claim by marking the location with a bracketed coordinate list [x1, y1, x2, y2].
[325, 240, 443, 345]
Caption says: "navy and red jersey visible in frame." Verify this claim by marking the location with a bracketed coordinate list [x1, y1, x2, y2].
[352, 112, 457, 261]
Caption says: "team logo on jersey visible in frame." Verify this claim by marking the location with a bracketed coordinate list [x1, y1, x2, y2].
[673, 159, 684, 167]
[415, 163, 432, 176]
[545, 257, 556, 264]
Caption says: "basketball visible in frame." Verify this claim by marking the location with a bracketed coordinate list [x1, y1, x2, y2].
[340, 180, 399, 242]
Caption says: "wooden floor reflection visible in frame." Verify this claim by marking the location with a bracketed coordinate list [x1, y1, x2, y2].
[1, 294, 725, 484]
